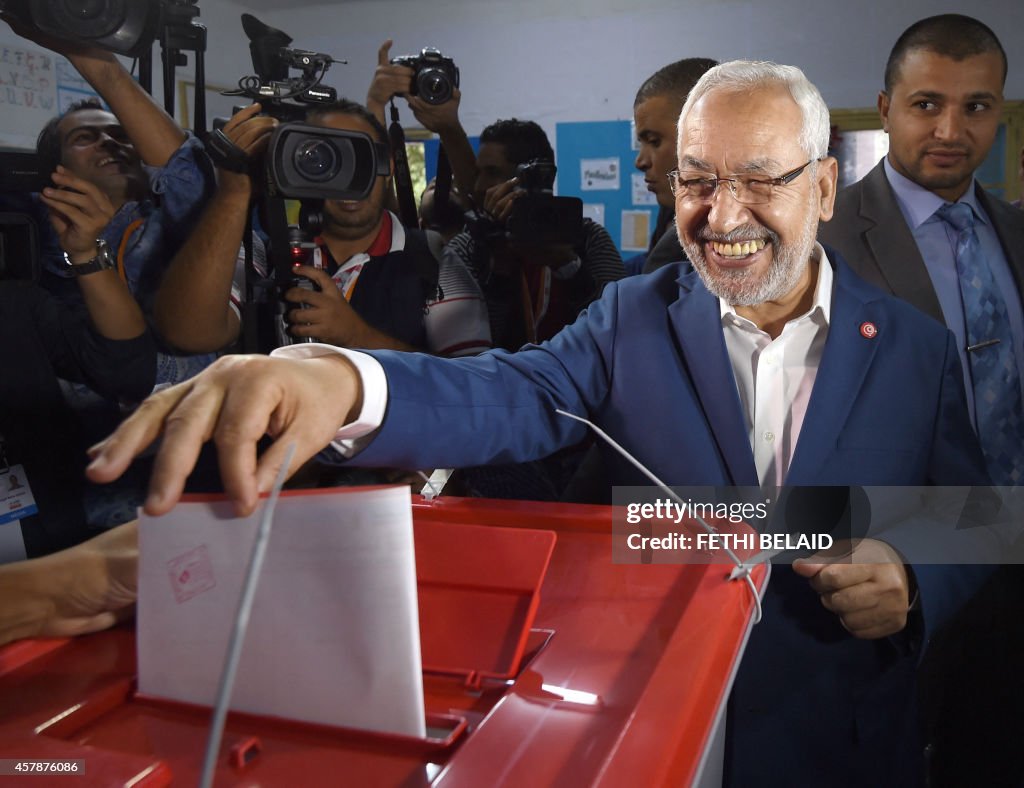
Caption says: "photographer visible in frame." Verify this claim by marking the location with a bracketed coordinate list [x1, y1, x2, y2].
[366, 40, 478, 204]
[1, 14, 219, 386]
[188, 98, 490, 357]
[448, 119, 625, 351]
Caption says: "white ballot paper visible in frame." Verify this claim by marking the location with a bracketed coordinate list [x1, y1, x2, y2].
[137, 486, 426, 738]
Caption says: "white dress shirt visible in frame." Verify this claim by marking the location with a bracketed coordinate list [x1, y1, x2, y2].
[721, 244, 833, 486]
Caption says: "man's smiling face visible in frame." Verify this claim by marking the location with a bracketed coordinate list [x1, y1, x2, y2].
[674, 84, 834, 306]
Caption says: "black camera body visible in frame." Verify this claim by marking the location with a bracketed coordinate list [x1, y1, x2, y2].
[390, 47, 459, 105]
[506, 159, 584, 246]
[0, 0, 165, 57]
[265, 123, 390, 202]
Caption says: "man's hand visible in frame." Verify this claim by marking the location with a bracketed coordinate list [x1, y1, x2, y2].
[407, 88, 463, 134]
[366, 39, 414, 123]
[284, 265, 374, 347]
[792, 538, 912, 639]
[483, 178, 521, 225]
[214, 103, 278, 198]
[86, 353, 364, 517]
[39, 167, 116, 261]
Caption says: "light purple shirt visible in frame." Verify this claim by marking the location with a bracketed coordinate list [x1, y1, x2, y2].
[883, 157, 1024, 426]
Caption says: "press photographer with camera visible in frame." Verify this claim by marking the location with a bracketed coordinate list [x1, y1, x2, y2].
[446, 119, 625, 351]
[366, 40, 479, 206]
[1, 13, 219, 387]
[281, 100, 490, 356]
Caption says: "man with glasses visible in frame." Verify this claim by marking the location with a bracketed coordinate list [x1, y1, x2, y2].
[89, 61, 989, 785]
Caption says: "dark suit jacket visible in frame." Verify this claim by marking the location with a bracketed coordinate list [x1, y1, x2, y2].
[350, 255, 990, 787]
[820, 158, 1024, 787]
[818, 159, 1024, 321]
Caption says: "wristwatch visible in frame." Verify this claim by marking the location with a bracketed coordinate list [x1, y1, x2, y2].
[64, 239, 115, 276]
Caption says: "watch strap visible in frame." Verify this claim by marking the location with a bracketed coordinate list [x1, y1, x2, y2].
[64, 239, 115, 276]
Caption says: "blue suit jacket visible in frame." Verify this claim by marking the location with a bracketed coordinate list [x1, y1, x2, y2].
[354, 251, 989, 786]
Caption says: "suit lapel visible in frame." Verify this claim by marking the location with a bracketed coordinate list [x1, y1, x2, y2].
[858, 162, 945, 321]
[977, 185, 1024, 297]
[668, 276, 759, 486]
[788, 260, 882, 482]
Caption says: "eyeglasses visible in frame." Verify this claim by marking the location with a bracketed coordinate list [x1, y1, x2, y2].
[667, 160, 817, 205]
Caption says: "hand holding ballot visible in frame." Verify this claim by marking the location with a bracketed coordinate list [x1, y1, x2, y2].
[88, 353, 364, 517]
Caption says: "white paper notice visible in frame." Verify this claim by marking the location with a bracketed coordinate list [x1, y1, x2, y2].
[137, 486, 426, 737]
[621, 210, 653, 252]
[582, 203, 605, 226]
[581, 157, 620, 190]
[631, 173, 658, 206]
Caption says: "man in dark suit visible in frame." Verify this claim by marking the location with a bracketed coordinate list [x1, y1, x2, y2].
[819, 14, 1024, 484]
[89, 60, 993, 786]
[819, 15, 1024, 785]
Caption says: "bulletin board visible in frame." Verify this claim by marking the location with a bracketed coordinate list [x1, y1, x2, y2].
[555, 119, 658, 258]
[0, 41, 100, 149]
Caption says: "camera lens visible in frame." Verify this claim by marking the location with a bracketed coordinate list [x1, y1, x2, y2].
[66, 0, 107, 20]
[293, 140, 338, 182]
[47, 0, 125, 35]
[417, 68, 452, 105]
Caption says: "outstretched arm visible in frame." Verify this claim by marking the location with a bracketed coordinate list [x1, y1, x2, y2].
[153, 104, 277, 353]
[87, 353, 364, 516]
[0, 521, 138, 647]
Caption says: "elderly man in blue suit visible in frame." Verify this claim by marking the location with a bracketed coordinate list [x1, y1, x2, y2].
[90, 61, 989, 787]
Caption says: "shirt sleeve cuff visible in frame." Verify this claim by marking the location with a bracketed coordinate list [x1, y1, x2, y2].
[269, 343, 388, 456]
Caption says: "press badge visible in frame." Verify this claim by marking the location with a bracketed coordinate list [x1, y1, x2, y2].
[0, 464, 38, 525]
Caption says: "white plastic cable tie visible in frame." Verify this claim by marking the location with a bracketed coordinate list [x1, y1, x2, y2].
[554, 409, 763, 624]
[199, 442, 298, 788]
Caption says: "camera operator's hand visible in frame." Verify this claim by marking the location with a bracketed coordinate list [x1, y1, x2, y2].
[407, 87, 463, 134]
[39, 166, 117, 262]
[483, 178, 522, 226]
[366, 39, 414, 125]
[285, 266, 373, 347]
[215, 103, 278, 198]
[285, 265, 417, 352]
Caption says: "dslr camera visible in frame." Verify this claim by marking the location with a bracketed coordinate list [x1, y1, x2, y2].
[505, 159, 584, 246]
[390, 47, 459, 105]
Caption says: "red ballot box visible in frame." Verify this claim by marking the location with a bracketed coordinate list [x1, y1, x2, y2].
[0, 496, 766, 787]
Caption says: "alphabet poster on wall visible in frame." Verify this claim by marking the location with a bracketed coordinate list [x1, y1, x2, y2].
[0, 40, 100, 149]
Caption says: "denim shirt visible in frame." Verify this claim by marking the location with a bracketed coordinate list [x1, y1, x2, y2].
[25, 135, 218, 386]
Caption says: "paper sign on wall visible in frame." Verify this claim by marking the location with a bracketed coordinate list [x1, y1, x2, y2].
[581, 157, 620, 191]
[632, 173, 658, 206]
[582, 203, 605, 226]
[621, 210, 652, 252]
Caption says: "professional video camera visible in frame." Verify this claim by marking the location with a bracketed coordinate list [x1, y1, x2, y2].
[468, 159, 583, 247]
[211, 15, 386, 202]
[0, 0, 171, 57]
[225, 13, 338, 122]
[390, 47, 459, 105]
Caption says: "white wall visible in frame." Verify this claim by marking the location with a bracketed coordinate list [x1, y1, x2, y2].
[215, 0, 1024, 145]
[1, 0, 1021, 145]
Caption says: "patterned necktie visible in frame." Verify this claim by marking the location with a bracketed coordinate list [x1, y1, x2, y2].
[936, 201, 1024, 485]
